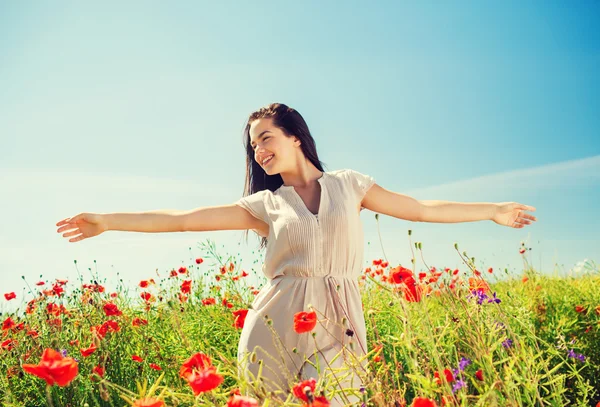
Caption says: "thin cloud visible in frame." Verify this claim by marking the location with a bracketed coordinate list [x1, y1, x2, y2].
[406, 155, 600, 196]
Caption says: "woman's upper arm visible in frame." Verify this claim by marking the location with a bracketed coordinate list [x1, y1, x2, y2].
[182, 190, 270, 237]
[181, 204, 268, 236]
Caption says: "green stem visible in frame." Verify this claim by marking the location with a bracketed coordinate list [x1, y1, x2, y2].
[45, 385, 55, 407]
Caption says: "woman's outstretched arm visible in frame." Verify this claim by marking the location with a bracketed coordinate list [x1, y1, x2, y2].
[56, 205, 267, 243]
[361, 183, 537, 228]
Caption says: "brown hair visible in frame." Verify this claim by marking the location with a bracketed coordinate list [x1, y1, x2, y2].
[241, 102, 327, 249]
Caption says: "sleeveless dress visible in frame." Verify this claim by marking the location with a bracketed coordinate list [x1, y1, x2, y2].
[235, 168, 376, 406]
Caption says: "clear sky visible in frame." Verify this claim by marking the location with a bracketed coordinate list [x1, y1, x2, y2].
[1, 1, 599, 311]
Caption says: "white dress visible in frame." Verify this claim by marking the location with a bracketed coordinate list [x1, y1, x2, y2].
[235, 168, 376, 406]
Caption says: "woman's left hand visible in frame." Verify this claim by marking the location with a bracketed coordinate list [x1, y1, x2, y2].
[491, 202, 537, 228]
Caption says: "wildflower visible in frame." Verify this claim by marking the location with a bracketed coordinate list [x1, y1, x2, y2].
[502, 338, 513, 348]
[140, 292, 152, 301]
[132, 317, 148, 327]
[179, 352, 224, 395]
[202, 297, 216, 306]
[195, 258, 203, 264]
[139, 280, 150, 288]
[22, 348, 78, 386]
[133, 398, 165, 407]
[181, 280, 192, 294]
[475, 369, 484, 381]
[458, 357, 471, 372]
[433, 369, 454, 385]
[292, 377, 317, 402]
[574, 305, 587, 314]
[36, 281, 45, 286]
[487, 292, 501, 304]
[178, 266, 187, 274]
[103, 302, 123, 317]
[302, 395, 330, 406]
[80, 343, 97, 357]
[4, 292, 16, 301]
[451, 379, 466, 394]
[1, 338, 16, 350]
[92, 365, 105, 378]
[232, 309, 248, 329]
[226, 394, 259, 407]
[132, 355, 143, 362]
[2, 317, 16, 331]
[411, 397, 437, 407]
[567, 349, 586, 362]
[468, 277, 490, 294]
[149, 363, 162, 370]
[294, 311, 317, 333]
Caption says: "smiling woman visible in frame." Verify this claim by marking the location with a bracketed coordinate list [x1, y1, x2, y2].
[55, 102, 537, 406]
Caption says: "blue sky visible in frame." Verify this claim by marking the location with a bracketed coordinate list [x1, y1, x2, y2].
[1, 1, 599, 311]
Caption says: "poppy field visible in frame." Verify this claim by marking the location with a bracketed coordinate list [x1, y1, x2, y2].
[1, 236, 599, 407]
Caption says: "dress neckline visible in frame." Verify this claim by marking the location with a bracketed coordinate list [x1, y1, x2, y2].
[279, 172, 327, 217]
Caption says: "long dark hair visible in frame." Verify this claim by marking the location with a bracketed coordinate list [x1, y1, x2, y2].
[241, 102, 327, 249]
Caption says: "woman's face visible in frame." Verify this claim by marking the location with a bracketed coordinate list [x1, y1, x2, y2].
[249, 118, 299, 174]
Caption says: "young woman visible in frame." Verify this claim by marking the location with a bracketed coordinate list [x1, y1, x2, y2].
[56, 103, 537, 406]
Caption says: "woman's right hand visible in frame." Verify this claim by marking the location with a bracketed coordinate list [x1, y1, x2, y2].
[56, 213, 109, 243]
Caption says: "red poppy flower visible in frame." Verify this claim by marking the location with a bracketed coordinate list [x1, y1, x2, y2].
[132, 355, 143, 362]
[294, 311, 317, 333]
[4, 292, 16, 301]
[140, 292, 152, 301]
[149, 363, 161, 370]
[132, 317, 148, 327]
[468, 277, 490, 294]
[185, 369, 224, 396]
[575, 305, 587, 314]
[92, 365, 105, 377]
[181, 280, 192, 294]
[202, 297, 216, 306]
[292, 377, 317, 402]
[80, 343, 97, 357]
[433, 368, 454, 385]
[412, 397, 438, 407]
[2, 317, 15, 331]
[133, 398, 165, 407]
[389, 266, 414, 284]
[1, 338, 16, 350]
[22, 348, 78, 386]
[36, 281, 45, 286]
[139, 280, 149, 288]
[195, 258, 203, 264]
[179, 352, 213, 379]
[103, 302, 123, 317]
[170, 269, 178, 277]
[178, 266, 187, 274]
[232, 309, 248, 329]
[475, 369, 484, 381]
[226, 394, 259, 407]
[301, 395, 330, 406]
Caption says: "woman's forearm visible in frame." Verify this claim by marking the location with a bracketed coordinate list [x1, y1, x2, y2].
[103, 210, 186, 233]
[419, 200, 497, 223]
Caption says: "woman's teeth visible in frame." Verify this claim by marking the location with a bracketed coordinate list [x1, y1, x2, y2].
[263, 156, 274, 165]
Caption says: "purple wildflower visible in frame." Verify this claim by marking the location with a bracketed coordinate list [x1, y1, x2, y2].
[502, 338, 513, 348]
[458, 357, 472, 372]
[567, 349, 586, 362]
[60, 349, 68, 357]
[451, 379, 467, 394]
[487, 292, 501, 304]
